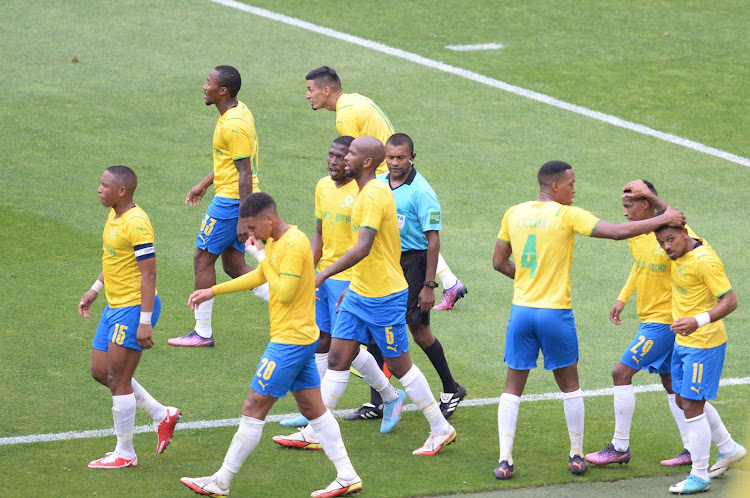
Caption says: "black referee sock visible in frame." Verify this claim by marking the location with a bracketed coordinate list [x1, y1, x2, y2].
[368, 342, 384, 407]
[423, 338, 458, 393]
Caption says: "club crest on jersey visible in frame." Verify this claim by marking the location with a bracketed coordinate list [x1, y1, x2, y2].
[341, 195, 354, 208]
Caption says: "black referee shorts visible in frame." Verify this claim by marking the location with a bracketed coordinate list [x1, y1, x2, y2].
[400, 249, 430, 328]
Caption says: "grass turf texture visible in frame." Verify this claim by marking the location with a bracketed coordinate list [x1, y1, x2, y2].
[1, 0, 748, 496]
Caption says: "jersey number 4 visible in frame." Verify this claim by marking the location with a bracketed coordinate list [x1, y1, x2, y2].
[521, 234, 538, 279]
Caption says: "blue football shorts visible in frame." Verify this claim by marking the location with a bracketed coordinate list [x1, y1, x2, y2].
[250, 340, 321, 398]
[93, 295, 162, 352]
[195, 198, 244, 255]
[315, 277, 350, 334]
[619, 322, 675, 374]
[333, 288, 409, 358]
[504, 304, 578, 371]
[671, 342, 726, 401]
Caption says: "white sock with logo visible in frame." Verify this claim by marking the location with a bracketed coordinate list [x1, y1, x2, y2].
[194, 298, 214, 338]
[497, 393, 521, 464]
[214, 416, 265, 489]
[131, 377, 167, 423]
[309, 410, 357, 481]
[667, 393, 689, 447]
[436, 253, 458, 290]
[351, 348, 398, 402]
[563, 389, 585, 457]
[398, 364, 450, 434]
[685, 413, 710, 480]
[112, 393, 137, 459]
[612, 384, 635, 452]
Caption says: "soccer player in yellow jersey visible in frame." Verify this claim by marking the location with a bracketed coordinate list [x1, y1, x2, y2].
[276, 137, 456, 456]
[654, 221, 744, 494]
[181, 193, 362, 498]
[492, 161, 685, 480]
[169, 65, 269, 348]
[305, 65, 468, 310]
[586, 180, 700, 468]
[78, 166, 180, 469]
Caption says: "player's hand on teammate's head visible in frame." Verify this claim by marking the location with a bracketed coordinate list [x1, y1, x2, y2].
[188, 288, 215, 310]
[621, 180, 651, 200]
[660, 205, 686, 227]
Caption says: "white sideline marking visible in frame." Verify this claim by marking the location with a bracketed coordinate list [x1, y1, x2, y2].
[3, 376, 749, 447]
[209, 0, 750, 168]
[446, 43, 506, 51]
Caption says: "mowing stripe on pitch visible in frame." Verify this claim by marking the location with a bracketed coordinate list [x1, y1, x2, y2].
[3, 376, 749, 447]
[208, 0, 749, 168]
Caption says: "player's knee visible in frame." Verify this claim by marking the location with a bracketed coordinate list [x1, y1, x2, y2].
[317, 333, 331, 353]
[90, 365, 108, 386]
[193, 249, 215, 274]
[410, 325, 434, 349]
[611, 363, 633, 385]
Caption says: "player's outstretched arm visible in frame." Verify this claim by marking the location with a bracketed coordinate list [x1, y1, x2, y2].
[315, 227, 376, 288]
[185, 171, 214, 206]
[493, 240, 515, 280]
[622, 180, 667, 211]
[671, 291, 737, 336]
[78, 272, 104, 318]
[592, 206, 685, 240]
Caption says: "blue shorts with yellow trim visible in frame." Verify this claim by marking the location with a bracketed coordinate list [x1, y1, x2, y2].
[504, 305, 578, 371]
[250, 340, 321, 398]
[671, 342, 726, 401]
[333, 288, 409, 358]
[315, 277, 350, 334]
[619, 322, 674, 374]
[195, 198, 244, 255]
[93, 295, 162, 352]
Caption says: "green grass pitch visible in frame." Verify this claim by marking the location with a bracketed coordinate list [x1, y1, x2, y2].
[1, 0, 748, 496]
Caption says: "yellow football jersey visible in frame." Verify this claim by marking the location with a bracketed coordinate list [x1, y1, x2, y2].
[349, 179, 407, 298]
[335, 93, 394, 174]
[101, 205, 157, 308]
[617, 226, 698, 324]
[315, 176, 359, 281]
[497, 201, 600, 309]
[212, 101, 260, 198]
[670, 242, 731, 349]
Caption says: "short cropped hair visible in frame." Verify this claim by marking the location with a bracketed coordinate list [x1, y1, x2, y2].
[386, 133, 414, 156]
[214, 65, 242, 98]
[240, 192, 277, 218]
[306, 66, 341, 89]
[537, 160, 572, 186]
[106, 165, 137, 191]
[333, 135, 355, 148]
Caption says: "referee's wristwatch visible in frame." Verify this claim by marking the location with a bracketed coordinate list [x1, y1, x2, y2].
[423, 280, 439, 288]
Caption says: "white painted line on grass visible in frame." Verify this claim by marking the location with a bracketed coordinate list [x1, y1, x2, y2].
[445, 43, 506, 51]
[209, 0, 750, 169]
[3, 376, 748, 447]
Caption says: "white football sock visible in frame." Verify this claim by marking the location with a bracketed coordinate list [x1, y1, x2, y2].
[398, 364, 450, 434]
[563, 389, 585, 457]
[436, 253, 458, 290]
[686, 413, 710, 480]
[214, 416, 264, 488]
[320, 369, 350, 411]
[309, 410, 357, 481]
[498, 393, 521, 464]
[112, 393, 137, 459]
[314, 352, 329, 382]
[252, 282, 270, 302]
[704, 401, 735, 453]
[667, 393, 689, 446]
[351, 348, 398, 402]
[612, 384, 635, 452]
[130, 377, 167, 423]
[194, 298, 214, 338]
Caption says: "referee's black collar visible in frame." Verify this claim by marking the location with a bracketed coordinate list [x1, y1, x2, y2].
[386, 166, 417, 190]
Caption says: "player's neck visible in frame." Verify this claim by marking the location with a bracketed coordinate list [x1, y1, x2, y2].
[335, 177, 355, 188]
[112, 200, 136, 218]
[217, 98, 238, 115]
[329, 90, 343, 111]
[271, 220, 291, 241]
[355, 171, 377, 190]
